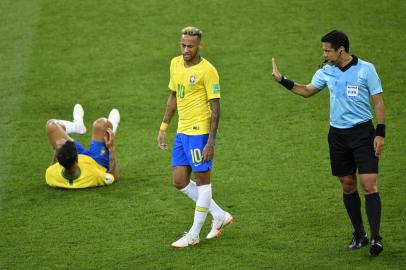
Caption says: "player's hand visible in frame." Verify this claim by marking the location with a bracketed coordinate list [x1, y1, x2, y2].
[374, 136, 384, 157]
[157, 130, 168, 150]
[272, 57, 283, 82]
[104, 128, 115, 151]
[202, 143, 214, 161]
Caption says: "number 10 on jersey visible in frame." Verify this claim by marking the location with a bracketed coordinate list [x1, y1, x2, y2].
[177, 84, 185, 98]
[190, 148, 202, 163]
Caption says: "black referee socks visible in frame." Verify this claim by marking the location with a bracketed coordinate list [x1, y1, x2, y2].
[365, 192, 382, 240]
[343, 191, 365, 235]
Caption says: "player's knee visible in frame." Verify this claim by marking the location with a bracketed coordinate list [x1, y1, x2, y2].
[173, 178, 187, 190]
[93, 118, 108, 132]
[195, 172, 210, 185]
[45, 119, 59, 131]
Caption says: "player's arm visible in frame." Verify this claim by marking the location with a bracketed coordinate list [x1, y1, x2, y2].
[105, 128, 119, 181]
[45, 119, 73, 165]
[202, 98, 220, 161]
[372, 93, 385, 157]
[157, 91, 177, 150]
[271, 58, 320, 97]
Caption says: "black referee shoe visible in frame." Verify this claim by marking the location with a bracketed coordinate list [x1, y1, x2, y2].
[370, 236, 383, 256]
[348, 232, 369, 250]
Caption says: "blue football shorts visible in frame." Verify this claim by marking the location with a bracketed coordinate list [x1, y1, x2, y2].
[73, 140, 110, 170]
[172, 133, 213, 172]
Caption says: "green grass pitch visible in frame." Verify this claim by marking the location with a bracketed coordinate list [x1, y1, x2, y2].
[1, 0, 405, 269]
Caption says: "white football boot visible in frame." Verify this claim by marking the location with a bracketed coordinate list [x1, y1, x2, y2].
[108, 108, 120, 134]
[73, 104, 86, 134]
[171, 232, 200, 248]
[206, 212, 233, 239]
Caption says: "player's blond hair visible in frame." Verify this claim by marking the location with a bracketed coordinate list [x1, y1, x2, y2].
[181, 26, 203, 40]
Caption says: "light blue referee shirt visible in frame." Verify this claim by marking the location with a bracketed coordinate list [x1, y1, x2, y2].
[311, 56, 383, 128]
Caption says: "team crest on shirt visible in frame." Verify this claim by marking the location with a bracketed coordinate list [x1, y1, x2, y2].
[189, 75, 196, 84]
[100, 147, 106, 156]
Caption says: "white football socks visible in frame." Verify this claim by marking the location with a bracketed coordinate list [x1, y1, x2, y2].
[58, 105, 119, 135]
[72, 104, 86, 134]
[108, 109, 120, 133]
[181, 180, 226, 220]
[57, 104, 86, 134]
[58, 104, 86, 134]
[57, 120, 77, 134]
[188, 184, 212, 237]
[180, 180, 198, 200]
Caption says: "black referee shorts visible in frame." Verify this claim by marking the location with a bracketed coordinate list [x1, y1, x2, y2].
[328, 120, 378, 177]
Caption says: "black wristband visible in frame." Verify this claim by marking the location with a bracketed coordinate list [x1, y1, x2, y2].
[279, 75, 294, 90]
[376, 124, 386, 137]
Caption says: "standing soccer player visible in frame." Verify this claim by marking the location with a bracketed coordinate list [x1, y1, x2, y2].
[271, 30, 385, 256]
[157, 26, 233, 248]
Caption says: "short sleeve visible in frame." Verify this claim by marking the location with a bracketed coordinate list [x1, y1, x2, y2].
[168, 59, 176, 92]
[204, 66, 221, 100]
[73, 140, 86, 155]
[311, 69, 327, 90]
[367, 64, 383, 95]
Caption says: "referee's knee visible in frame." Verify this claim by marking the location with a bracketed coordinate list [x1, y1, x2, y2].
[359, 174, 378, 194]
[360, 181, 378, 194]
[339, 176, 357, 193]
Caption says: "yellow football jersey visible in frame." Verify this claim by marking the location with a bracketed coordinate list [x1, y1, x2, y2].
[168, 56, 221, 135]
[45, 154, 115, 189]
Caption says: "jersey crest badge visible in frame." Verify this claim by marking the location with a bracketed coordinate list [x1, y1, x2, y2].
[189, 75, 196, 84]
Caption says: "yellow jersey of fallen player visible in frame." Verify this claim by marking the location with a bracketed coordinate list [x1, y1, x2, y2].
[45, 154, 115, 189]
[168, 56, 221, 135]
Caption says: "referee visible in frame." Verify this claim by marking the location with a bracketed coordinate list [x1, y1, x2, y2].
[272, 30, 385, 256]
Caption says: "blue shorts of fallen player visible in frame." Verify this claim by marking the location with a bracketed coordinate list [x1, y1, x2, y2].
[172, 133, 212, 172]
[73, 140, 110, 170]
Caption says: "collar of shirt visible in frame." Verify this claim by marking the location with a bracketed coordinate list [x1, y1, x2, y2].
[338, 55, 358, 72]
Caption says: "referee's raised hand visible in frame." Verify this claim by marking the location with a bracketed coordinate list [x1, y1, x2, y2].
[272, 58, 282, 82]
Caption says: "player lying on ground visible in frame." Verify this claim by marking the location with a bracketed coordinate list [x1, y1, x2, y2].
[45, 104, 120, 189]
